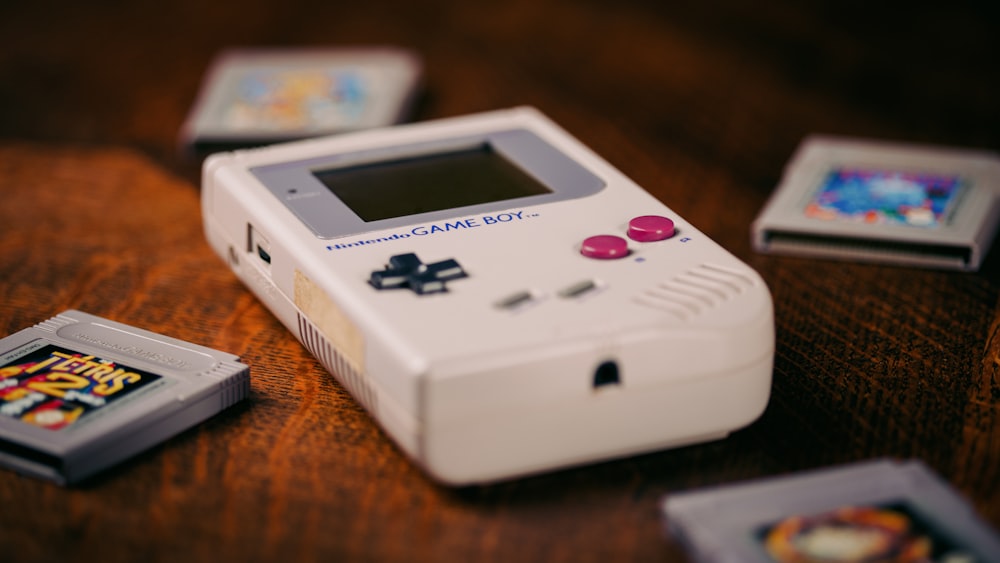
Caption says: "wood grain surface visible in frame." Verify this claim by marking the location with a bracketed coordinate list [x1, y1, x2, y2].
[1, 1, 998, 561]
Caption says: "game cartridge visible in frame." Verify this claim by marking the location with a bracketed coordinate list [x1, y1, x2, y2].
[662, 459, 1000, 562]
[752, 135, 1000, 271]
[179, 47, 423, 154]
[0, 310, 250, 485]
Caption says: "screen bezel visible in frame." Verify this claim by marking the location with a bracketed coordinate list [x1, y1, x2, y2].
[250, 128, 605, 239]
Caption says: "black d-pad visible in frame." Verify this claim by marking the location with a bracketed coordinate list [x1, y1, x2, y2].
[369, 253, 469, 295]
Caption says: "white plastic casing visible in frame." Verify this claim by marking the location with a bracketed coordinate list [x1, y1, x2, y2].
[201, 107, 775, 484]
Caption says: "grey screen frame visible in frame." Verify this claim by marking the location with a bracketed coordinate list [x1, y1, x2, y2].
[250, 128, 606, 239]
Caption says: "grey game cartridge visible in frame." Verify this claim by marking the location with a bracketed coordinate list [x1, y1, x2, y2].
[0, 310, 250, 485]
[662, 459, 1000, 562]
[752, 136, 1000, 271]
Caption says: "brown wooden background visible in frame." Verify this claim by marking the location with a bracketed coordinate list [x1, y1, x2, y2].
[1, 1, 998, 561]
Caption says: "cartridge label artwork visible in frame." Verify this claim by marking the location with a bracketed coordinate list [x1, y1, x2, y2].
[0, 344, 161, 431]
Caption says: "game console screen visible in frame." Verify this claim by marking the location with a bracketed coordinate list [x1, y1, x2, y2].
[312, 143, 552, 222]
[804, 168, 965, 228]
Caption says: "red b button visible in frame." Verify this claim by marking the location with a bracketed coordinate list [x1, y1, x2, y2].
[581, 235, 629, 259]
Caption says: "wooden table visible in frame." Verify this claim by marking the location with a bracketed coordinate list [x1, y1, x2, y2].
[2, 1, 998, 561]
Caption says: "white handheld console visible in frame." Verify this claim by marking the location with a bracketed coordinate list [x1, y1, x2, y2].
[201, 107, 775, 484]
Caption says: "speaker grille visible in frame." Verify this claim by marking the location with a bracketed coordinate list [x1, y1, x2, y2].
[633, 263, 756, 320]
